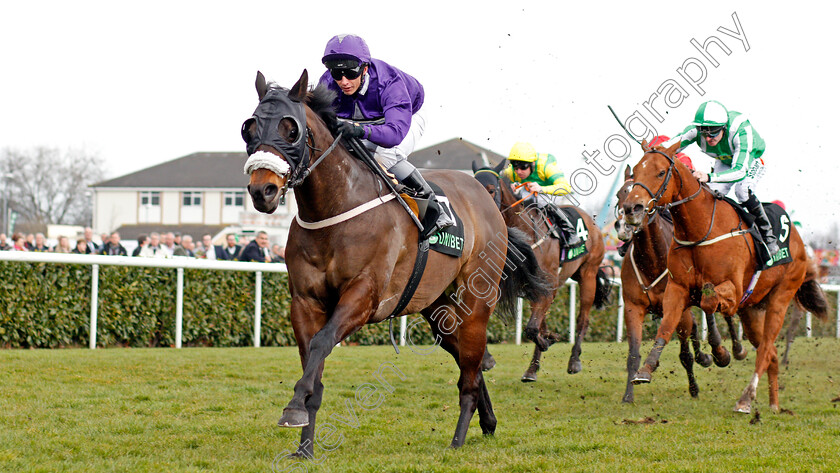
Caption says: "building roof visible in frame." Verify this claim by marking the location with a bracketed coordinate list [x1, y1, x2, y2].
[410, 138, 505, 170]
[93, 152, 249, 189]
[93, 139, 504, 190]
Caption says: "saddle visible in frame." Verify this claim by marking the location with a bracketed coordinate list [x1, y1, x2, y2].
[717, 194, 793, 269]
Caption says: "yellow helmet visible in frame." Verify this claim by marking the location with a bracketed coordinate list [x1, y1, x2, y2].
[508, 142, 537, 163]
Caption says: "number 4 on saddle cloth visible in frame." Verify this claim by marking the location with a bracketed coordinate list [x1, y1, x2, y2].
[716, 196, 794, 270]
[540, 206, 590, 263]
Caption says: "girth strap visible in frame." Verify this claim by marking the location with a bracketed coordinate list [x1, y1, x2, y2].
[388, 239, 431, 354]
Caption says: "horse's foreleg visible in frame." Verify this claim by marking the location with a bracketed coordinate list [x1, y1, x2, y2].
[280, 280, 375, 428]
[622, 303, 645, 403]
[699, 283, 732, 368]
[568, 272, 597, 374]
[524, 295, 555, 352]
[676, 309, 699, 398]
[521, 341, 543, 383]
[632, 284, 688, 384]
[690, 312, 713, 367]
[725, 315, 748, 361]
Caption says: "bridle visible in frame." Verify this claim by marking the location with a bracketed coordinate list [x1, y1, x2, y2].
[630, 148, 725, 247]
[630, 149, 702, 217]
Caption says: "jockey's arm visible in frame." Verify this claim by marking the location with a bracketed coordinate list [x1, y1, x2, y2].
[539, 160, 573, 196]
[708, 126, 751, 183]
[662, 125, 697, 153]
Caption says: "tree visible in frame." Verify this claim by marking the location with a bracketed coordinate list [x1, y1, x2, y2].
[1, 147, 105, 227]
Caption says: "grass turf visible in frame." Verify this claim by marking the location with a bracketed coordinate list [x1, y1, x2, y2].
[1, 339, 839, 472]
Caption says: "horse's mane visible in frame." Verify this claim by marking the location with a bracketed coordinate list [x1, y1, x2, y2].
[306, 84, 338, 131]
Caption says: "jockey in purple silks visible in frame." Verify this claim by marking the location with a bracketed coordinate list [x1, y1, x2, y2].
[319, 33, 454, 239]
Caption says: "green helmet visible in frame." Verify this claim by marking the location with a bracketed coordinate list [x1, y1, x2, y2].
[692, 100, 729, 128]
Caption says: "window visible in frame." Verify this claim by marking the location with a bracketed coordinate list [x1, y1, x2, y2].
[182, 191, 202, 206]
[224, 191, 244, 207]
[140, 191, 160, 206]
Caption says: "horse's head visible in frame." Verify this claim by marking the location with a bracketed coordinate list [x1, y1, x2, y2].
[613, 164, 637, 241]
[242, 70, 312, 213]
[622, 139, 682, 227]
[471, 159, 508, 209]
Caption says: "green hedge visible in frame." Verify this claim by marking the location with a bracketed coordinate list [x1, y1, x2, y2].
[0, 261, 836, 348]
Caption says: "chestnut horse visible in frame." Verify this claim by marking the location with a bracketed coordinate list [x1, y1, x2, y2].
[614, 164, 750, 403]
[242, 70, 550, 451]
[624, 141, 828, 413]
[472, 160, 611, 382]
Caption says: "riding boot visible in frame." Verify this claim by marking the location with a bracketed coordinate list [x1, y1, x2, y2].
[548, 205, 581, 247]
[743, 192, 779, 257]
[399, 169, 455, 240]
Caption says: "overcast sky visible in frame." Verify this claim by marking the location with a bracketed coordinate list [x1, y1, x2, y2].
[2, 1, 838, 238]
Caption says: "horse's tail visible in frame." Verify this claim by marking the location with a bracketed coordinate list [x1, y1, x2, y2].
[593, 266, 613, 310]
[795, 249, 829, 320]
[496, 227, 554, 321]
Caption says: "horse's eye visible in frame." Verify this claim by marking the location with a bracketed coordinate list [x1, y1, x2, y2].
[279, 117, 300, 144]
[657, 170, 667, 178]
[241, 118, 256, 143]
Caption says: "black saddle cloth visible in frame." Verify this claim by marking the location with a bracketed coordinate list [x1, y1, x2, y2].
[720, 196, 794, 269]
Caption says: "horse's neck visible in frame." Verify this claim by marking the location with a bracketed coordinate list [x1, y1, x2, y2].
[293, 142, 381, 222]
[668, 173, 720, 241]
[634, 215, 672, 275]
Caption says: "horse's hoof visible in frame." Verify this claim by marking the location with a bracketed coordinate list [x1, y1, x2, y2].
[631, 370, 652, 385]
[621, 394, 634, 404]
[521, 373, 537, 383]
[481, 355, 496, 372]
[734, 404, 751, 414]
[689, 385, 700, 398]
[278, 408, 309, 428]
[733, 347, 748, 361]
[713, 347, 731, 367]
[696, 353, 713, 368]
[567, 360, 582, 374]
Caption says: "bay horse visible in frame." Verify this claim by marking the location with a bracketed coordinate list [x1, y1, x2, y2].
[242, 70, 551, 451]
[623, 140, 828, 413]
[472, 160, 611, 382]
[614, 164, 749, 403]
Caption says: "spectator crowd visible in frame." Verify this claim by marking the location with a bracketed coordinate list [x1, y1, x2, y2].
[0, 228, 285, 264]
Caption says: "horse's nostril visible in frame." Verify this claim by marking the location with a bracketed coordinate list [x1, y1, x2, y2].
[264, 184, 278, 199]
[633, 204, 644, 215]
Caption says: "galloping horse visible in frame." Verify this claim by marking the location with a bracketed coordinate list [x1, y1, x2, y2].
[615, 164, 744, 403]
[473, 160, 611, 382]
[242, 70, 550, 451]
[623, 140, 828, 413]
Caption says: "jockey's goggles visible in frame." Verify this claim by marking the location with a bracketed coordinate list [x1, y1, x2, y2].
[697, 125, 725, 138]
[330, 66, 363, 81]
[511, 161, 533, 171]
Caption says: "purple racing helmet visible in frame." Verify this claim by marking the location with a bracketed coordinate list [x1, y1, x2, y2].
[322, 34, 372, 70]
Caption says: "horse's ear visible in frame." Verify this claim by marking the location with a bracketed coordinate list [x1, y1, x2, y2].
[471, 161, 480, 174]
[641, 139, 651, 152]
[665, 140, 680, 157]
[624, 163, 632, 181]
[289, 69, 308, 103]
[256, 71, 268, 101]
[492, 159, 507, 174]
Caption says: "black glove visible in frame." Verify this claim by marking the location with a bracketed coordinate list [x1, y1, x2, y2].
[337, 121, 365, 139]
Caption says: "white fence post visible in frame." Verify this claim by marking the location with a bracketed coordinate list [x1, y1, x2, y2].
[254, 271, 263, 347]
[515, 298, 523, 345]
[616, 282, 624, 342]
[89, 264, 99, 349]
[568, 281, 577, 343]
[399, 316, 407, 346]
[175, 267, 184, 349]
[805, 311, 812, 338]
